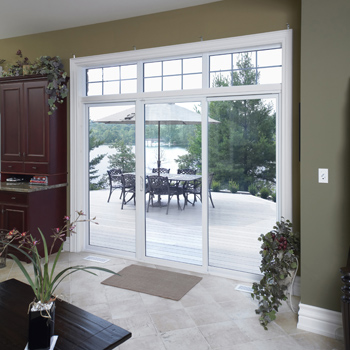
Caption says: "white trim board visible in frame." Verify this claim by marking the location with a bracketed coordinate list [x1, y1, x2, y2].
[298, 303, 344, 341]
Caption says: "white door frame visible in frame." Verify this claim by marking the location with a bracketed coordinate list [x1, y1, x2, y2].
[69, 29, 293, 280]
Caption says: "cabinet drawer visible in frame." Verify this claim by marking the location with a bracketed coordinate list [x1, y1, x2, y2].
[0, 192, 27, 205]
[24, 163, 49, 174]
[1, 162, 24, 173]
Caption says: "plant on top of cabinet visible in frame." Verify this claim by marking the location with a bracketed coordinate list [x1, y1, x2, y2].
[3, 50, 31, 76]
[2, 50, 68, 115]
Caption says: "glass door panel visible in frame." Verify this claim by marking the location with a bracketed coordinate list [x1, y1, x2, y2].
[88, 104, 136, 253]
[208, 98, 277, 274]
[145, 102, 202, 265]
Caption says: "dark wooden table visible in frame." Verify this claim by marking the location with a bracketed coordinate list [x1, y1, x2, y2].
[0, 279, 132, 350]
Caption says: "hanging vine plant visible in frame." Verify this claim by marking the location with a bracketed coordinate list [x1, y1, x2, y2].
[2, 50, 68, 115]
[251, 218, 300, 330]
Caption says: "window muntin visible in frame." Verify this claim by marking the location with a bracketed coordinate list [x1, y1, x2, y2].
[209, 48, 282, 87]
[86, 64, 137, 96]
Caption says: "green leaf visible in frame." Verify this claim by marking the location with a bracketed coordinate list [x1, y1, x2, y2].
[8, 253, 38, 299]
[50, 242, 64, 282]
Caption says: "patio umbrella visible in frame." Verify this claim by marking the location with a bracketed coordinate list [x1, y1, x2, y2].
[95, 104, 219, 174]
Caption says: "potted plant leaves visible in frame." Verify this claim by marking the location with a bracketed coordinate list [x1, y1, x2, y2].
[0, 211, 118, 350]
[251, 217, 300, 330]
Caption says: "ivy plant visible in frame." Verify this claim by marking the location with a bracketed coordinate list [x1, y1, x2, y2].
[251, 218, 300, 330]
[29, 55, 68, 115]
[2, 50, 68, 115]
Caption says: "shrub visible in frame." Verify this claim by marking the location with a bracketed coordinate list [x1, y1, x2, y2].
[228, 180, 239, 193]
[211, 180, 221, 192]
[260, 187, 270, 199]
[248, 184, 258, 196]
[272, 192, 276, 202]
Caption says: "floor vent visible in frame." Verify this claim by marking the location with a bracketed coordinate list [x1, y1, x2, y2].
[84, 256, 110, 263]
[235, 284, 254, 294]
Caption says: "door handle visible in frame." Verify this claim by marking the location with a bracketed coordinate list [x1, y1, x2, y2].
[140, 176, 143, 191]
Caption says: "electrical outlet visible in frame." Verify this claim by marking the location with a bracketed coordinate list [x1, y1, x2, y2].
[318, 168, 328, 183]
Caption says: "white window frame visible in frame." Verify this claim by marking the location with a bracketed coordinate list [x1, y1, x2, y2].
[69, 29, 293, 278]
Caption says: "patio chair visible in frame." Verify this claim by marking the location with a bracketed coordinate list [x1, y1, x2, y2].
[177, 168, 197, 204]
[147, 175, 183, 214]
[107, 168, 123, 202]
[184, 173, 215, 208]
[121, 174, 136, 209]
[208, 173, 215, 208]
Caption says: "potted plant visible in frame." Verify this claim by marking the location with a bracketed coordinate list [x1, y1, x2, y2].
[251, 217, 300, 330]
[2, 50, 68, 115]
[0, 211, 118, 350]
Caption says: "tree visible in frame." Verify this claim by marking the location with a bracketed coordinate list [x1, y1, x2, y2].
[89, 129, 107, 190]
[108, 139, 135, 172]
[176, 53, 276, 191]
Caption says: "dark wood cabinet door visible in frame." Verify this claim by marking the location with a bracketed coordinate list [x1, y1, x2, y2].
[0, 83, 23, 162]
[23, 80, 49, 163]
[2, 205, 26, 232]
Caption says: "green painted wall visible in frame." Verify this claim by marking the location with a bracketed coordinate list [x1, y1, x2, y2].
[300, 0, 350, 311]
[0, 0, 304, 301]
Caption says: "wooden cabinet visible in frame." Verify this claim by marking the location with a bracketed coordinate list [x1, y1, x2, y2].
[0, 75, 68, 260]
[0, 191, 27, 233]
[0, 186, 67, 260]
[0, 75, 67, 184]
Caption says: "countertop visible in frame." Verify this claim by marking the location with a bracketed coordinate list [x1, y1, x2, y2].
[0, 182, 67, 193]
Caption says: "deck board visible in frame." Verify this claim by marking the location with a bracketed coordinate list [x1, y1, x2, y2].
[89, 189, 276, 275]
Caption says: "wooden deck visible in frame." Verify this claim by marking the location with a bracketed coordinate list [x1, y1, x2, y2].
[89, 189, 276, 275]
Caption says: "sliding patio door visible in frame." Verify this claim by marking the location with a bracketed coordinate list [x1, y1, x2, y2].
[208, 97, 278, 274]
[86, 97, 278, 275]
[88, 104, 136, 254]
[144, 102, 203, 266]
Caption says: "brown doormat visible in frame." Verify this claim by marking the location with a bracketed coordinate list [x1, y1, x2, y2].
[101, 264, 202, 301]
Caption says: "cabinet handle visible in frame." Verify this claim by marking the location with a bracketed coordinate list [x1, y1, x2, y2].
[32, 167, 37, 169]
[11, 197, 16, 200]
[8, 165, 12, 168]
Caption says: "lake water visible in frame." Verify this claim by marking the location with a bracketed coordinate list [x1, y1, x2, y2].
[90, 144, 188, 181]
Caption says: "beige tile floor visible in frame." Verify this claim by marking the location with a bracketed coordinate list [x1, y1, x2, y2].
[0, 251, 345, 350]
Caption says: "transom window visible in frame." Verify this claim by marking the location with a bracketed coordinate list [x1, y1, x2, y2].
[210, 48, 282, 87]
[144, 57, 202, 92]
[86, 64, 137, 96]
[85, 48, 282, 96]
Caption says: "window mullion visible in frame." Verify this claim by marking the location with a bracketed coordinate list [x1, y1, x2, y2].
[202, 53, 209, 89]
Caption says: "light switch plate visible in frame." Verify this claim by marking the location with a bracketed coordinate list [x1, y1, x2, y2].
[318, 168, 328, 183]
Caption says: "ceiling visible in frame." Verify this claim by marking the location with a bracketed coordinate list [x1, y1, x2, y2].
[0, 0, 222, 40]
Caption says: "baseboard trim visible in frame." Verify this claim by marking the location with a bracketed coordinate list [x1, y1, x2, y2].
[298, 303, 344, 340]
